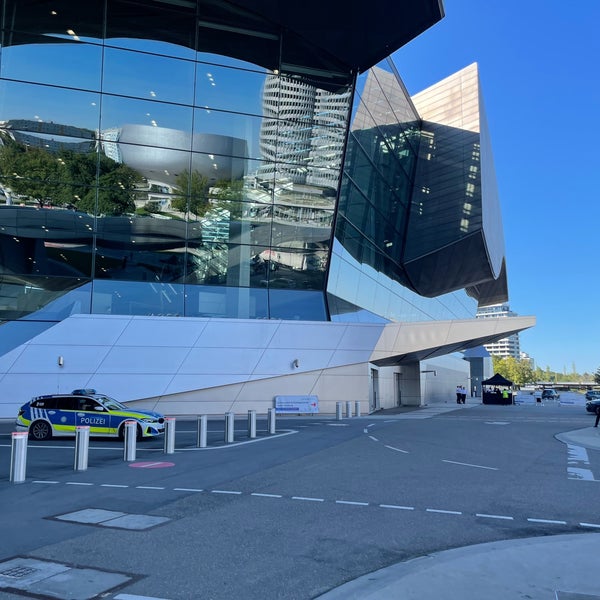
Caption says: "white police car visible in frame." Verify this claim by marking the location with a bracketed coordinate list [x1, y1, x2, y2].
[16, 389, 165, 441]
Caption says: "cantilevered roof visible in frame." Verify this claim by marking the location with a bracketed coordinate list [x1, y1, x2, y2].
[4, 0, 444, 86]
[370, 316, 535, 366]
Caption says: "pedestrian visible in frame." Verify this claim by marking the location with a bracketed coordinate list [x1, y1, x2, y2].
[594, 408, 600, 428]
[456, 385, 462, 404]
[460, 385, 467, 404]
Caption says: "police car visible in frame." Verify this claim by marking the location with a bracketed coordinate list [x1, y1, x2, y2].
[16, 389, 165, 441]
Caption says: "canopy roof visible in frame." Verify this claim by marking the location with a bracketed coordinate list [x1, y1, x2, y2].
[481, 373, 513, 387]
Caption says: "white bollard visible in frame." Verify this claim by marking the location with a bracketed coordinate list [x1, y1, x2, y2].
[248, 410, 256, 439]
[336, 402, 342, 420]
[267, 408, 276, 434]
[224, 412, 234, 443]
[74, 426, 90, 471]
[354, 401, 361, 417]
[197, 415, 207, 448]
[10, 432, 28, 483]
[123, 420, 137, 461]
[345, 401, 352, 418]
[164, 417, 176, 454]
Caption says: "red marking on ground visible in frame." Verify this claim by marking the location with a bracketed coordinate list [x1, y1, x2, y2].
[129, 461, 175, 469]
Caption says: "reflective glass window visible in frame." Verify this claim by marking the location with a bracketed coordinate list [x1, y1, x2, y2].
[102, 46, 195, 106]
[268, 289, 327, 321]
[91, 280, 185, 316]
[184, 284, 269, 319]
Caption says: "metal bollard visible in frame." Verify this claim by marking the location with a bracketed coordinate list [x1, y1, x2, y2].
[10, 432, 28, 483]
[224, 412, 234, 444]
[248, 410, 256, 439]
[123, 420, 137, 461]
[163, 417, 176, 454]
[336, 402, 342, 420]
[74, 426, 90, 471]
[197, 415, 207, 448]
[354, 401, 361, 418]
[345, 400, 352, 418]
[267, 407, 276, 434]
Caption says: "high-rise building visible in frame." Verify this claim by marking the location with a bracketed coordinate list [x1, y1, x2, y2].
[476, 304, 522, 359]
[0, 0, 534, 418]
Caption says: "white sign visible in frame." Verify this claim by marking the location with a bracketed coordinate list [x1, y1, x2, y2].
[274, 395, 319, 414]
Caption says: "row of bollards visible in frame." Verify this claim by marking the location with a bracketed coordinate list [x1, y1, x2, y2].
[9, 409, 279, 482]
[336, 401, 361, 420]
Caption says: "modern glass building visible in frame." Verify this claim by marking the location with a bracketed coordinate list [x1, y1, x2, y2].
[0, 0, 534, 417]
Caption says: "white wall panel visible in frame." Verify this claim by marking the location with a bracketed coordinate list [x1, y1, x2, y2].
[267, 322, 346, 349]
[198, 320, 278, 348]
[97, 346, 190, 373]
[117, 317, 206, 347]
[34, 315, 130, 346]
[179, 347, 261, 374]
[10, 344, 111, 374]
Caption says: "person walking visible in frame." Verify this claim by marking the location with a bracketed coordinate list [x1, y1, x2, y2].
[460, 385, 467, 404]
[594, 408, 600, 428]
[456, 385, 462, 404]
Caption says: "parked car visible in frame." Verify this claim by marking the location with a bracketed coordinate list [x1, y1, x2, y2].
[584, 390, 600, 402]
[585, 396, 600, 414]
[16, 389, 165, 441]
[541, 389, 560, 400]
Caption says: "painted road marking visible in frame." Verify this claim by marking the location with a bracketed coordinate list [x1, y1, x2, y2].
[135, 486, 165, 490]
[442, 459, 498, 471]
[115, 594, 171, 600]
[65, 482, 94, 486]
[130, 462, 175, 469]
[384, 444, 409, 454]
[20, 480, 596, 529]
[567, 444, 595, 481]
[368, 435, 379, 442]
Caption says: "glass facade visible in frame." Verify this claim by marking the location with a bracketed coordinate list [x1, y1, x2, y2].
[0, 0, 353, 332]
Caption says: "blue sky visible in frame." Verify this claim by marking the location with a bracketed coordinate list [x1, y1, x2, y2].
[393, 0, 600, 375]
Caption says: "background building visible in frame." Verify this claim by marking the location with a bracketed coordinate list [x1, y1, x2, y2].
[476, 303, 522, 359]
[0, 0, 534, 418]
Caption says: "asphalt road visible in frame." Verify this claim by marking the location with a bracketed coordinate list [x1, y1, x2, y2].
[0, 402, 599, 600]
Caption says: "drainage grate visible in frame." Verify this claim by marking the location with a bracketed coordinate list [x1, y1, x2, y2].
[0, 566, 38, 579]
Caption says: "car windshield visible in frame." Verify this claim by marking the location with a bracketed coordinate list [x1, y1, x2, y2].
[95, 396, 127, 411]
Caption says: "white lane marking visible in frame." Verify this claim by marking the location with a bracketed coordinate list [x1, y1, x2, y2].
[292, 496, 324, 502]
[211, 490, 242, 495]
[100, 484, 128, 488]
[384, 420, 397, 423]
[384, 444, 409, 454]
[115, 594, 171, 600]
[136, 486, 165, 490]
[368, 435, 379, 442]
[363, 428, 369, 433]
[65, 482, 93, 486]
[485, 421, 510, 425]
[367, 424, 376, 428]
[476, 513, 514, 521]
[135, 462, 165, 468]
[426, 508, 462, 515]
[173, 488, 203, 492]
[327, 423, 349, 427]
[567, 444, 595, 481]
[251, 493, 282, 498]
[442, 460, 498, 471]
[33, 480, 59, 484]
[527, 518, 567, 525]
[380, 504, 414, 510]
[580, 522, 600, 529]
[179, 429, 298, 451]
[335, 500, 369, 506]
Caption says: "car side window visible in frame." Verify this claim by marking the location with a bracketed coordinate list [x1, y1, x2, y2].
[32, 398, 57, 409]
[55, 396, 79, 411]
[78, 398, 103, 412]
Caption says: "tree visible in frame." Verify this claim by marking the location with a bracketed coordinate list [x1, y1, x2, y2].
[172, 169, 210, 217]
[595, 367, 600, 385]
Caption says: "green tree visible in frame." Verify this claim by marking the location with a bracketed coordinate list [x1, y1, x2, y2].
[172, 169, 210, 217]
[594, 367, 600, 385]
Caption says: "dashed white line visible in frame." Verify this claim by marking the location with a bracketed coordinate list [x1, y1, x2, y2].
[211, 490, 242, 495]
[100, 484, 129, 488]
[476, 513, 514, 521]
[384, 444, 409, 454]
[426, 508, 462, 515]
[33, 480, 59, 484]
[115, 594, 171, 600]
[367, 424, 376, 428]
[65, 482, 93, 486]
[368, 435, 379, 442]
[580, 522, 600, 529]
[136, 486, 165, 490]
[251, 493, 282, 498]
[292, 496, 324, 502]
[335, 500, 369, 506]
[173, 488, 203, 492]
[527, 518, 567, 525]
[442, 460, 498, 471]
[380, 504, 414, 511]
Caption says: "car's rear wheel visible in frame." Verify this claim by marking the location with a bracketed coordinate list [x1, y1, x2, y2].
[30, 420, 52, 441]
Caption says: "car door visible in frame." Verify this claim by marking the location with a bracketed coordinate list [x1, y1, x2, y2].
[74, 398, 111, 436]
[52, 396, 79, 434]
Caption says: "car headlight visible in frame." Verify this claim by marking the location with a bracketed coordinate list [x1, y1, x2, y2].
[141, 418, 157, 423]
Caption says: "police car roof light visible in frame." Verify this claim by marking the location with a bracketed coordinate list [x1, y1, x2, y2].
[72, 388, 97, 395]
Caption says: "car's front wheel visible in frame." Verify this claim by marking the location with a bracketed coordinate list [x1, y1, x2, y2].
[118, 423, 143, 441]
[30, 420, 52, 441]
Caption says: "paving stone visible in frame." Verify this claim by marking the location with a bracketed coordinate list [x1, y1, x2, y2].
[55, 508, 126, 524]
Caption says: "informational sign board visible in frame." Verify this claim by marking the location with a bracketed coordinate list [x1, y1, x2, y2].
[274, 395, 319, 414]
